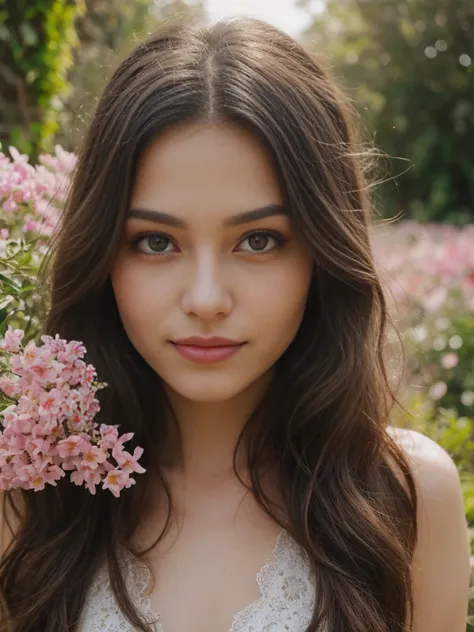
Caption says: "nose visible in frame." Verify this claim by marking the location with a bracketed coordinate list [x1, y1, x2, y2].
[181, 248, 233, 320]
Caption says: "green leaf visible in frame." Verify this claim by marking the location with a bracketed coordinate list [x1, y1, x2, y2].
[0, 273, 22, 291]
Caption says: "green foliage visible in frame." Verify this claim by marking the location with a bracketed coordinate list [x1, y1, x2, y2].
[0, 142, 71, 341]
[299, 0, 474, 224]
[405, 308, 474, 418]
[0, 0, 205, 156]
[56, 0, 205, 151]
[0, 0, 86, 159]
[0, 233, 48, 339]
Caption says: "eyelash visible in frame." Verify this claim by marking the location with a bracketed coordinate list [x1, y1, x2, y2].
[127, 230, 287, 258]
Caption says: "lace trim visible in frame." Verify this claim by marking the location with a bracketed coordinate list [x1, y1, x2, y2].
[133, 529, 316, 632]
[228, 530, 317, 632]
[79, 529, 320, 632]
[230, 529, 293, 629]
[126, 559, 163, 629]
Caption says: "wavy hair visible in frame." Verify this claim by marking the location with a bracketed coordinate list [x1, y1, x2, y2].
[0, 16, 417, 632]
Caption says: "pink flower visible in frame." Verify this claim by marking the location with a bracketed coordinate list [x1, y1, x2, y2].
[23, 219, 41, 233]
[0, 376, 19, 398]
[113, 446, 146, 475]
[3, 433, 26, 453]
[440, 352, 459, 370]
[22, 340, 54, 369]
[39, 334, 67, 353]
[38, 388, 64, 418]
[61, 455, 81, 471]
[99, 425, 120, 451]
[21, 464, 64, 491]
[0, 330, 146, 496]
[44, 465, 65, 484]
[102, 469, 135, 498]
[83, 469, 103, 495]
[30, 363, 59, 387]
[26, 469, 48, 491]
[28, 436, 52, 457]
[1, 326, 25, 353]
[56, 435, 85, 458]
[3, 413, 35, 435]
[12, 464, 43, 491]
[71, 467, 102, 495]
[30, 452, 54, 472]
[32, 417, 59, 437]
[111, 432, 134, 456]
[80, 445, 107, 470]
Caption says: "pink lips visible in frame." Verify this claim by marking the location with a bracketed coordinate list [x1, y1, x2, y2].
[170, 337, 246, 364]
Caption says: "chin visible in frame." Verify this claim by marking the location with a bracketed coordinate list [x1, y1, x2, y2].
[161, 372, 261, 404]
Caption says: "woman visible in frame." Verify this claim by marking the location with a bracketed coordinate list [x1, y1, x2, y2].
[0, 15, 470, 632]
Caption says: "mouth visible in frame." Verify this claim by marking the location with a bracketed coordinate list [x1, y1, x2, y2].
[169, 337, 247, 364]
[172, 336, 245, 347]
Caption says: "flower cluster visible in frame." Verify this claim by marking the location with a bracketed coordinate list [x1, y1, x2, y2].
[372, 221, 474, 418]
[0, 144, 75, 241]
[0, 327, 146, 497]
[373, 220, 474, 313]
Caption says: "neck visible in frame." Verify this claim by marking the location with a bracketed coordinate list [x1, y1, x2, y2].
[162, 371, 273, 481]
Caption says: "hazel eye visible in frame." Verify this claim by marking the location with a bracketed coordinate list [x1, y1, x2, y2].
[237, 231, 285, 253]
[130, 232, 177, 255]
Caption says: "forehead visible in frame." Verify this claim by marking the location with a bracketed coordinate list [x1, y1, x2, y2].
[130, 121, 283, 220]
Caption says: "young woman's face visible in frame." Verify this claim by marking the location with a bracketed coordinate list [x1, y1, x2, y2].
[111, 121, 313, 403]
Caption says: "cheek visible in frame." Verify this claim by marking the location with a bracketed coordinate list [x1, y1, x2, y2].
[252, 262, 312, 337]
[110, 261, 166, 339]
[112, 258, 173, 311]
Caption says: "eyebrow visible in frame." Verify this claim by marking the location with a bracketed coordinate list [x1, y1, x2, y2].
[127, 204, 288, 228]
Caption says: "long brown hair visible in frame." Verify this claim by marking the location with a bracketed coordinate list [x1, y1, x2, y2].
[0, 16, 417, 632]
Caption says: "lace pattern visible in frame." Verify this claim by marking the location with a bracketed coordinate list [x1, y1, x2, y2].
[77, 530, 320, 632]
[77, 555, 162, 631]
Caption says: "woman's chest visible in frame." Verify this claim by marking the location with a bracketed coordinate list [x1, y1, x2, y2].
[79, 526, 317, 632]
[80, 479, 317, 632]
[129, 478, 288, 628]
[142, 522, 282, 632]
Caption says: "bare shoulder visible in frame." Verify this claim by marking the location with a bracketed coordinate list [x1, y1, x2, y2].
[386, 425, 460, 484]
[387, 425, 471, 632]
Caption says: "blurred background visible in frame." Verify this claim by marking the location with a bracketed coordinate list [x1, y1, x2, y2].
[0, 0, 473, 622]
[1, 0, 474, 225]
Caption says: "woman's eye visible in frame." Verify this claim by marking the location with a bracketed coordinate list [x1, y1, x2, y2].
[130, 233, 176, 255]
[237, 231, 285, 253]
[129, 230, 285, 257]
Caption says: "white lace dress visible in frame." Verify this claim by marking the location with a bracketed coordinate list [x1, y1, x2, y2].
[77, 529, 322, 632]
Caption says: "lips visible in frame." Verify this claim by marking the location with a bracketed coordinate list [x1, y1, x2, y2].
[172, 336, 244, 347]
[170, 337, 246, 364]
